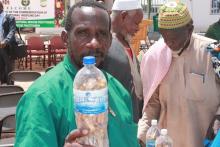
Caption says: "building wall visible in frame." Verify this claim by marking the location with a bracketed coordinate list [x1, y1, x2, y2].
[145, 0, 220, 32]
[36, 0, 114, 34]
[37, 0, 219, 34]
[184, 0, 219, 32]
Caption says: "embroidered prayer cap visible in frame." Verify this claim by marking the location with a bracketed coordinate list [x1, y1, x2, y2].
[112, 0, 142, 11]
[158, 1, 192, 29]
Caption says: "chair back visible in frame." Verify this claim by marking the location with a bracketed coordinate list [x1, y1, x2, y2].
[0, 137, 14, 146]
[27, 36, 45, 51]
[50, 36, 65, 49]
[8, 71, 41, 83]
[0, 91, 24, 108]
[0, 92, 24, 139]
[0, 85, 24, 94]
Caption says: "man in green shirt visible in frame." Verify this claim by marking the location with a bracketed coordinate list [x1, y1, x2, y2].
[15, 1, 140, 147]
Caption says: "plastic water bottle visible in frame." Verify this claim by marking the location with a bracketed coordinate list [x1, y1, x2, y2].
[155, 129, 173, 147]
[146, 119, 160, 147]
[73, 56, 109, 147]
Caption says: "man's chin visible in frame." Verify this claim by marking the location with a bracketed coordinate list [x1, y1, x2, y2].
[125, 34, 133, 43]
[170, 47, 182, 52]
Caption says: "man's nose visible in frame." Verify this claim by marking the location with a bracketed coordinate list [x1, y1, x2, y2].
[167, 40, 175, 47]
[86, 37, 101, 49]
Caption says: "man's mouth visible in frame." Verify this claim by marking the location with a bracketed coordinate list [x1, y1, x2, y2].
[81, 51, 104, 60]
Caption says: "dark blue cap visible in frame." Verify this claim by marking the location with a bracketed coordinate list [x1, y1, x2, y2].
[83, 56, 96, 64]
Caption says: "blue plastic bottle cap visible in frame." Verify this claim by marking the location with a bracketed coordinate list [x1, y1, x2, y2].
[83, 56, 96, 64]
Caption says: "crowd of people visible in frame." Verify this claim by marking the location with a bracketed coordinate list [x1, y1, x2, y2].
[0, 0, 219, 146]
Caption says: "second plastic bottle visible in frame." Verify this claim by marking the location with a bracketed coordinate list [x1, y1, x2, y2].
[155, 129, 173, 147]
[146, 119, 160, 147]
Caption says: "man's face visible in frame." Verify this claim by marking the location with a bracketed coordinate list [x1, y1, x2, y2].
[62, 7, 112, 68]
[159, 24, 193, 51]
[123, 9, 143, 37]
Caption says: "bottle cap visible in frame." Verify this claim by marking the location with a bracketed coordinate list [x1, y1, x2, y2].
[161, 129, 168, 135]
[151, 119, 157, 126]
[83, 56, 96, 64]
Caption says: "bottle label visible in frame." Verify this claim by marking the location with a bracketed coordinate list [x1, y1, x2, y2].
[74, 87, 108, 114]
[146, 140, 155, 147]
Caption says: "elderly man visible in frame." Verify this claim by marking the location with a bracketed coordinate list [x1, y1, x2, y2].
[102, 0, 144, 123]
[138, 2, 220, 147]
[15, 1, 140, 147]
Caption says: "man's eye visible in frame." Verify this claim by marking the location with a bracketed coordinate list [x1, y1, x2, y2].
[99, 31, 108, 37]
[77, 30, 88, 36]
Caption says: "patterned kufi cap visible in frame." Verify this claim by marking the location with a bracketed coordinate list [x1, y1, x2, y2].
[158, 1, 192, 29]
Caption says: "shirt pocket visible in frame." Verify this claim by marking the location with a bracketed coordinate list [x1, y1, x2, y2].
[187, 73, 206, 101]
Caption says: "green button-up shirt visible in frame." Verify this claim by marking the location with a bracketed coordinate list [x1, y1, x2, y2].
[15, 55, 140, 147]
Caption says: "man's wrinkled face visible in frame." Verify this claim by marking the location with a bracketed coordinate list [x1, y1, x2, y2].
[159, 24, 193, 51]
[62, 7, 112, 68]
[123, 9, 143, 37]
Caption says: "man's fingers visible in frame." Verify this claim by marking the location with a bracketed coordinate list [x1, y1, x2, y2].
[64, 142, 93, 147]
[71, 143, 93, 147]
[64, 142, 82, 147]
[65, 129, 89, 143]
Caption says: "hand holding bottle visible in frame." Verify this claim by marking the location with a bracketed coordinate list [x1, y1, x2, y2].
[64, 128, 94, 147]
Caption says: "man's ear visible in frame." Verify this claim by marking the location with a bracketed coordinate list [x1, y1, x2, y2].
[105, 32, 112, 53]
[190, 24, 194, 33]
[108, 32, 113, 49]
[61, 30, 68, 47]
[186, 22, 194, 34]
[120, 11, 128, 20]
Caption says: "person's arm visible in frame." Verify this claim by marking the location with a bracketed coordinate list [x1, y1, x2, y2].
[204, 80, 220, 146]
[204, 112, 220, 147]
[137, 88, 161, 144]
[3, 15, 16, 45]
[15, 92, 59, 147]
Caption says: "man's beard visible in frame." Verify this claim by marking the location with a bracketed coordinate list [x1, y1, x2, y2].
[125, 34, 133, 43]
[80, 49, 105, 60]
[80, 50, 105, 67]
[68, 45, 106, 68]
[171, 35, 191, 56]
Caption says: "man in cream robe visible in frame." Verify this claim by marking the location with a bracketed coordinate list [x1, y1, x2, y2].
[138, 2, 220, 147]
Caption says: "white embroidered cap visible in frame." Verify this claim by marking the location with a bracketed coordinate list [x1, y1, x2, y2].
[112, 0, 142, 11]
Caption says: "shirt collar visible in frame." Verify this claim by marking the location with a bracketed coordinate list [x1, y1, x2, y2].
[63, 54, 78, 77]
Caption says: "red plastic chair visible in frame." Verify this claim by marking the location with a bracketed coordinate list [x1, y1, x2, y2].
[49, 36, 67, 65]
[25, 37, 49, 70]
